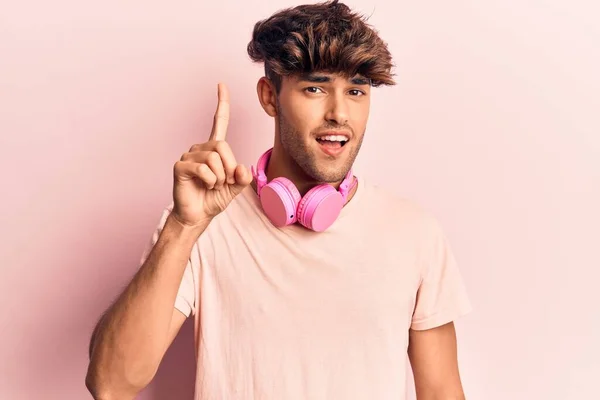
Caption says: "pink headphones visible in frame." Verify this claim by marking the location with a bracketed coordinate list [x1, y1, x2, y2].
[251, 148, 356, 232]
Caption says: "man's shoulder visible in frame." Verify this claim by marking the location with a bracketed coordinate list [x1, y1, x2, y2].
[356, 179, 447, 241]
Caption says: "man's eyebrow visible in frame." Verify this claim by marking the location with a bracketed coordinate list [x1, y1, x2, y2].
[297, 73, 371, 86]
[350, 76, 371, 86]
[297, 73, 331, 83]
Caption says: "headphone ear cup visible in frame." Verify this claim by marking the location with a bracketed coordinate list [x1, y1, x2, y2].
[297, 185, 344, 232]
[259, 177, 302, 227]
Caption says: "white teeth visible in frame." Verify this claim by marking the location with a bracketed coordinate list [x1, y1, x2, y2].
[319, 135, 348, 142]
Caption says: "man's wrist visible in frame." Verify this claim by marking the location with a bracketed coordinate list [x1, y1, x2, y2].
[164, 213, 210, 245]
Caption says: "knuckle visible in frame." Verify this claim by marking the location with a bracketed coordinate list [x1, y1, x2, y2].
[173, 161, 185, 175]
[214, 140, 231, 155]
[197, 163, 208, 174]
[214, 140, 225, 151]
[206, 151, 220, 164]
[188, 144, 200, 152]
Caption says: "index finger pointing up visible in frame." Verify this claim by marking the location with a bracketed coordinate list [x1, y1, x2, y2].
[209, 83, 230, 142]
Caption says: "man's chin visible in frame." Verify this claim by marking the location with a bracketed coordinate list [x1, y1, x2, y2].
[289, 142, 354, 183]
[309, 162, 352, 184]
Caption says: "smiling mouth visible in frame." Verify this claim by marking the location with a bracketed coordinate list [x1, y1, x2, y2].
[315, 135, 349, 148]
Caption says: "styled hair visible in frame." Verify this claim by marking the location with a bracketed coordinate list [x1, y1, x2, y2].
[247, 0, 396, 92]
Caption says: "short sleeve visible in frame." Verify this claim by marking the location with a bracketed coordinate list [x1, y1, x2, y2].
[410, 215, 472, 330]
[139, 205, 197, 318]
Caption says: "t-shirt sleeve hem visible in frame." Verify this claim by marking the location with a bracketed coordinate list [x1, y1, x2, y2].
[174, 295, 193, 318]
[410, 303, 473, 331]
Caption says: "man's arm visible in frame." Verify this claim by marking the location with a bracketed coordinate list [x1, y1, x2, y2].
[84, 82, 251, 399]
[85, 215, 206, 400]
[408, 322, 466, 400]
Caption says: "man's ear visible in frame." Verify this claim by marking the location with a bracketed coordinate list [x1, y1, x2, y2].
[256, 77, 278, 117]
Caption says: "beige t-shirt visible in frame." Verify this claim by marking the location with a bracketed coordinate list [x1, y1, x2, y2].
[142, 177, 472, 399]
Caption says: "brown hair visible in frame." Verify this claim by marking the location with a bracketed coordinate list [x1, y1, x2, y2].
[247, 0, 396, 92]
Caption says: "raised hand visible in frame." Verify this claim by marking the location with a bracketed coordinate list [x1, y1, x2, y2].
[171, 83, 252, 228]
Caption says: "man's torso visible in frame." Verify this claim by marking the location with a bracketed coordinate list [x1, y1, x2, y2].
[187, 180, 428, 399]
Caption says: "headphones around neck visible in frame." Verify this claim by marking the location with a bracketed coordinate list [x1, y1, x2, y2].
[251, 148, 356, 232]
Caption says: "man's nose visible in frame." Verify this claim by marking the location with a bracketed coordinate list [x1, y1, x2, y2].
[325, 94, 349, 126]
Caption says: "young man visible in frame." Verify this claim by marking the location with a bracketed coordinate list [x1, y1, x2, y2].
[86, 1, 472, 399]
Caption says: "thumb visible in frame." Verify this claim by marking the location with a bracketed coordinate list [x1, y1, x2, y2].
[228, 164, 252, 196]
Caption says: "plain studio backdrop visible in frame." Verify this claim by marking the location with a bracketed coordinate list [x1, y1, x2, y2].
[0, 0, 598, 399]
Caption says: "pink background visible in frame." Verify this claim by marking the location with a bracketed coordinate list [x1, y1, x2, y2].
[1, 1, 598, 399]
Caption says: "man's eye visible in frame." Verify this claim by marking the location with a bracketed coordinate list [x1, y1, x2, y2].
[305, 87, 323, 94]
[304, 87, 365, 96]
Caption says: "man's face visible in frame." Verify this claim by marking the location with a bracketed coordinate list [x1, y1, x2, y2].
[275, 71, 371, 183]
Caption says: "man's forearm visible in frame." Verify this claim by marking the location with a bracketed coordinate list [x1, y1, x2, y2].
[85, 214, 207, 398]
